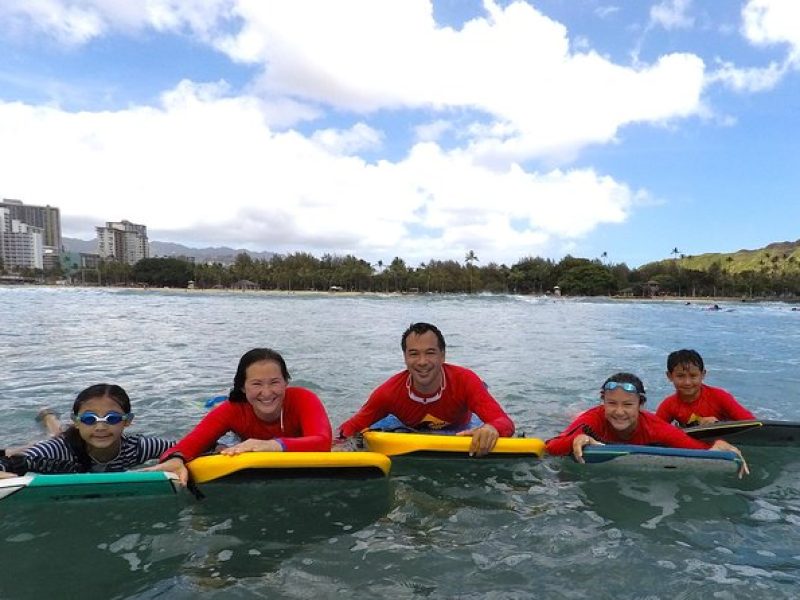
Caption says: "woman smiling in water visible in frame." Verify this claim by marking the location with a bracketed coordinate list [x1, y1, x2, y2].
[153, 348, 332, 485]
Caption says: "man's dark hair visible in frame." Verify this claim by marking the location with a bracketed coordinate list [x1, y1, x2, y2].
[401, 322, 446, 352]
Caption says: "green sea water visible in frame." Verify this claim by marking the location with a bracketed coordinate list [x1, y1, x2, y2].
[2, 287, 799, 599]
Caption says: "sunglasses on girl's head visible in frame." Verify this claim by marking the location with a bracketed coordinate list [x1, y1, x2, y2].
[73, 411, 131, 426]
[603, 381, 641, 394]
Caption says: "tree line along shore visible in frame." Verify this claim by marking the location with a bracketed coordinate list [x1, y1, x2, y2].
[7, 247, 800, 300]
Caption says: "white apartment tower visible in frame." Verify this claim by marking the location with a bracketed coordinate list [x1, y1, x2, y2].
[0, 207, 45, 270]
[0, 199, 61, 271]
[96, 220, 149, 265]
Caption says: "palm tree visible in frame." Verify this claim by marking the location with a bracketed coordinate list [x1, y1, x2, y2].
[465, 250, 479, 293]
[671, 247, 680, 260]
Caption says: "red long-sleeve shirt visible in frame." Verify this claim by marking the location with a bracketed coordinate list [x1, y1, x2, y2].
[163, 387, 332, 461]
[338, 363, 514, 437]
[656, 384, 755, 427]
[545, 405, 711, 456]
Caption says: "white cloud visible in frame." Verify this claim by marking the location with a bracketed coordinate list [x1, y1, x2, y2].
[1, 1, 710, 162]
[0, 81, 642, 264]
[650, 0, 694, 31]
[708, 59, 787, 92]
[0, 0, 234, 44]
[741, 0, 800, 65]
[311, 123, 383, 155]
[704, 0, 800, 94]
[414, 120, 453, 143]
[594, 6, 620, 20]
[0, 0, 715, 264]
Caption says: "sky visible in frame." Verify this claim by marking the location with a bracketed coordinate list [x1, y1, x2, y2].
[1, 0, 798, 268]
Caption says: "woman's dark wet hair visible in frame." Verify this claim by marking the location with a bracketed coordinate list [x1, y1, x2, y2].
[401, 322, 446, 352]
[600, 372, 647, 404]
[229, 348, 291, 403]
[65, 384, 132, 472]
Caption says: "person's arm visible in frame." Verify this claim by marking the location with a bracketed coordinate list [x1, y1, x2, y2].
[21, 437, 73, 462]
[717, 389, 756, 421]
[462, 371, 514, 438]
[144, 455, 190, 486]
[134, 436, 177, 464]
[280, 390, 333, 452]
[159, 403, 235, 463]
[654, 397, 676, 424]
[709, 439, 749, 478]
[545, 410, 603, 456]
[338, 386, 392, 438]
[649, 418, 712, 450]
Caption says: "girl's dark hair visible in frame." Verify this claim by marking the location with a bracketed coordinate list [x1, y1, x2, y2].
[64, 384, 132, 472]
[228, 348, 291, 403]
[600, 372, 647, 404]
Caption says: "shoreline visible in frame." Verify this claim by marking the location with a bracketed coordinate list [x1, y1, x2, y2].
[4, 283, 798, 304]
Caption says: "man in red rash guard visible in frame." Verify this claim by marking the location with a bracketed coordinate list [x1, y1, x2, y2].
[545, 372, 749, 477]
[338, 322, 514, 457]
[656, 349, 755, 427]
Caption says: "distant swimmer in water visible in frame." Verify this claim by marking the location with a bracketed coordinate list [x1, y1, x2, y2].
[709, 304, 721, 311]
[656, 349, 755, 427]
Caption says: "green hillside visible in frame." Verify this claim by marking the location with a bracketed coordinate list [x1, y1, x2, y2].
[647, 240, 800, 275]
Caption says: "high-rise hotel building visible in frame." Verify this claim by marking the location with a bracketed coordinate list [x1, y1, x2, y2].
[96, 220, 149, 265]
[0, 199, 62, 271]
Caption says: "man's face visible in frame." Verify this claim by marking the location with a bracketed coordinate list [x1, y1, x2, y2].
[403, 331, 445, 394]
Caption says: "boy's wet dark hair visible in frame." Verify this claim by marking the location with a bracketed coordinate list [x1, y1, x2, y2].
[229, 348, 291, 402]
[401, 322, 446, 352]
[667, 349, 705, 373]
[600, 372, 647, 404]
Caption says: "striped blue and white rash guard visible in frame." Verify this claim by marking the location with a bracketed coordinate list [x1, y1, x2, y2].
[0, 434, 174, 474]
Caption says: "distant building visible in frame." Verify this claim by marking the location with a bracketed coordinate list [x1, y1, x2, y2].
[96, 220, 149, 265]
[0, 199, 62, 272]
[0, 207, 44, 270]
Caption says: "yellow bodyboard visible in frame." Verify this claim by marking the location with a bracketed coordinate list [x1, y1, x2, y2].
[362, 431, 545, 458]
[187, 451, 391, 483]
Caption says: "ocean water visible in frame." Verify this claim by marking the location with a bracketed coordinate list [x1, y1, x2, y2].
[1, 287, 800, 599]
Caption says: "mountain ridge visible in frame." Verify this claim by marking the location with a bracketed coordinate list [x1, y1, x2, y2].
[62, 237, 275, 263]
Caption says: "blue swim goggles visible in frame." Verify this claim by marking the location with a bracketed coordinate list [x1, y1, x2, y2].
[603, 381, 640, 394]
[73, 411, 132, 426]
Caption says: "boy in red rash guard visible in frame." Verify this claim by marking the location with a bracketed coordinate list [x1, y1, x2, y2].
[545, 372, 749, 478]
[338, 322, 514, 457]
[656, 349, 755, 427]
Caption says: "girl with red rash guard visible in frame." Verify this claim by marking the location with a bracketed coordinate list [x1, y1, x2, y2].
[149, 348, 332, 486]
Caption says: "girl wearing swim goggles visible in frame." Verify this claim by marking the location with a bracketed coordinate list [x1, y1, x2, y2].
[0, 384, 173, 476]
